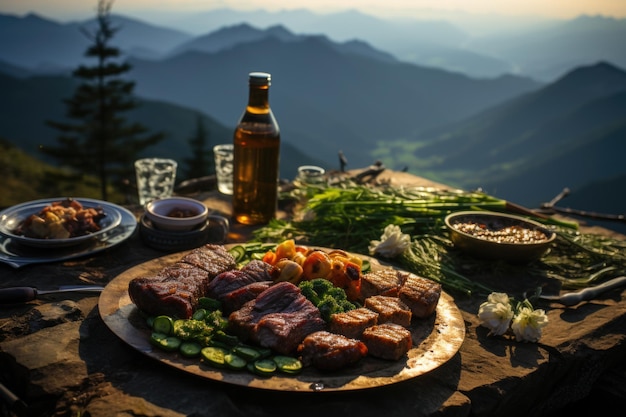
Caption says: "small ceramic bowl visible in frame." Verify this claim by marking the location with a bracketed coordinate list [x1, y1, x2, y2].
[445, 211, 556, 262]
[145, 197, 208, 232]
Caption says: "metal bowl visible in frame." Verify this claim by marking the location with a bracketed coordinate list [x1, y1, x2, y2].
[444, 211, 556, 262]
[0, 198, 122, 248]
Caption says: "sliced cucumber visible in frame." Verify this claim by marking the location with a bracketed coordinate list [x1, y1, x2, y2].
[232, 345, 261, 362]
[201, 346, 228, 368]
[273, 355, 303, 374]
[213, 331, 239, 347]
[192, 308, 207, 321]
[152, 315, 174, 335]
[228, 245, 247, 263]
[224, 353, 247, 371]
[150, 332, 182, 352]
[252, 358, 277, 377]
[179, 341, 202, 358]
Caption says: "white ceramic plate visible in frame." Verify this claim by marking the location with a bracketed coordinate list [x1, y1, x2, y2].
[0, 198, 123, 248]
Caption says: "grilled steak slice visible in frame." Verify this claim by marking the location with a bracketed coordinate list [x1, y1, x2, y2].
[219, 281, 272, 314]
[128, 244, 236, 319]
[364, 295, 412, 327]
[228, 282, 326, 354]
[128, 277, 197, 319]
[207, 260, 272, 300]
[180, 244, 237, 276]
[297, 330, 368, 371]
[398, 274, 441, 318]
[328, 307, 379, 339]
[160, 263, 210, 297]
[361, 323, 412, 360]
[359, 269, 409, 301]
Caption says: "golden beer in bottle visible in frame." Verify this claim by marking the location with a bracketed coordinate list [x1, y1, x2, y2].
[232, 72, 280, 225]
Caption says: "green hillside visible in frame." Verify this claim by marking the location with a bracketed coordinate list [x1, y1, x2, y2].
[0, 139, 125, 207]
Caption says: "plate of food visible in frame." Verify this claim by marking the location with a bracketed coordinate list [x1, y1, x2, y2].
[0, 201, 137, 268]
[0, 197, 123, 248]
[99, 242, 465, 392]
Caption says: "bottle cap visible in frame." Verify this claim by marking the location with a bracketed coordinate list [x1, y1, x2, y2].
[249, 72, 271, 86]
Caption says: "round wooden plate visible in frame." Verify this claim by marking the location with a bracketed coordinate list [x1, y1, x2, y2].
[98, 245, 465, 392]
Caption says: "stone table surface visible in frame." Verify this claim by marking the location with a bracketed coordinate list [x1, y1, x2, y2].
[1, 169, 626, 417]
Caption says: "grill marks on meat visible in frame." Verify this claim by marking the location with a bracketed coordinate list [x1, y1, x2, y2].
[359, 269, 409, 301]
[360, 268, 441, 320]
[364, 295, 412, 327]
[228, 282, 326, 354]
[128, 244, 236, 318]
[328, 307, 379, 339]
[298, 331, 368, 371]
[398, 274, 441, 319]
[361, 323, 412, 361]
[180, 245, 236, 277]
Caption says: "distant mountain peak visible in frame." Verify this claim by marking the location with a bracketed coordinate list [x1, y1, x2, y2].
[550, 61, 626, 95]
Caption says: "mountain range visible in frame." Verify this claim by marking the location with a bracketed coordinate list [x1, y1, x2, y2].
[1, 8, 625, 233]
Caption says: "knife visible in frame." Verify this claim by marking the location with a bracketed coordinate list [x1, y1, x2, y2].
[0, 285, 105, 304]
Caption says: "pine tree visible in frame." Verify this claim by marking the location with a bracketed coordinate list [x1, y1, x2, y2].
[182, 115, 214, 180]
[43, 0, 164, 201]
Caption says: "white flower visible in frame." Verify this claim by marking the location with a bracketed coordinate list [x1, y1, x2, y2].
[511, 306, 548, 343]
[368, 224, 411, 257]
[477, 292, 514, 336]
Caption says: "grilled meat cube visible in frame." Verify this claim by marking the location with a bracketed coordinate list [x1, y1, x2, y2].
[361, 323, 412, 360]
[328, 307, 379, 339]
[228, 282, 326, 354]
[364, 295, 412, 327]
[359, 269, 409, 301]
[398, 274, 441, 318]
[297, 330, 368, 371]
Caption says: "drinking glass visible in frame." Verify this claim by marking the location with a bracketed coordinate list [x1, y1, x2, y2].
[213, 144, 234, 195]
[134, 158, 177, 205]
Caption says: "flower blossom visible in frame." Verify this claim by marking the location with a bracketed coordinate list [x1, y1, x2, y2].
[369, 224, 411, 258]
[477, 292, 514, 336]
[511, 305, 549, 343]
[478, 292, 548, 342]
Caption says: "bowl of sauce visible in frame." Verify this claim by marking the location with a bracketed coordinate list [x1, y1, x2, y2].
[145, 197, 208, 232]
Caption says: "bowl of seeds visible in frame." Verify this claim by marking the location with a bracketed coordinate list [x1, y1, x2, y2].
[444, 211, 556, 262]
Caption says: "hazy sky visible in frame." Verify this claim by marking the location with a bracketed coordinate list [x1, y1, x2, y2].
[2, 0, 625, 20]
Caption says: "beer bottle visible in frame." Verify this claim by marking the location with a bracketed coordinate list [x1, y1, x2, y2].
[232, 72, 280, 225]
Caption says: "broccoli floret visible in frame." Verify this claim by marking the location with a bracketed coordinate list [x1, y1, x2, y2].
[311, 278, 334, 296]
[339, 299, 357, 312]
[299, 281, 322, 305]
[317, 296, 342, 322]
[325, 286, 347, 301]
